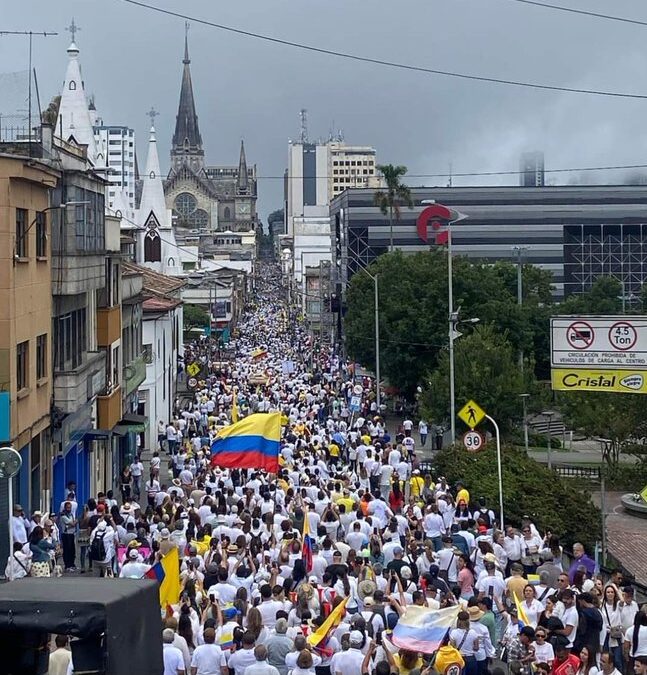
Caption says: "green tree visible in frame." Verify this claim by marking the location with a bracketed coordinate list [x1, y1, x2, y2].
[432, 444, 601, 549]
[561, 276, 622, 314]
[373, 164, 413, 250]
[183, 304, 209, 329]
[344, 250, 539, 396]
[559, 391, 647, 465]
[422, 324, 533, 432]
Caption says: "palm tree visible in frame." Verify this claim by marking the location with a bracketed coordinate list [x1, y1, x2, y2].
[373, 164, 413, 251]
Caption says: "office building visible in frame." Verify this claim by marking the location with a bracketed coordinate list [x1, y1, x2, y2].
[520, 151, 545, 187]
[330, 185, 647, 299]
[94, 124, 136, 217]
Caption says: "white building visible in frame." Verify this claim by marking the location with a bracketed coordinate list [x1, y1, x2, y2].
[135, 124, 182, 276]
[286, 139, 381, 303]
[94, 124, 136, 218]
[122, 262, 184, 450]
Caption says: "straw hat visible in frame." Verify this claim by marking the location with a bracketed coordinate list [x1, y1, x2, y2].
[468, 606, 484, 621]
[358, 579, 377, 601]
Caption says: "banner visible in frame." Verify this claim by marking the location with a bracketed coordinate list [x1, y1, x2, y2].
[551, 368, 647, 394]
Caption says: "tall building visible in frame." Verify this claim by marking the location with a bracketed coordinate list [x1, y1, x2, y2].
[163, 33, 258, 239]
[94, 123, 136, 217]
[286, 138, 381, 299]
[520, 151, 545, 187]
[0, 152, 59, 522]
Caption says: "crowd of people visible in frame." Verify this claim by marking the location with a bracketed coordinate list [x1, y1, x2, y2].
[7, 262, 647, 675]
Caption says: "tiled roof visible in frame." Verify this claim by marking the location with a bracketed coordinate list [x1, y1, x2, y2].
[122, 260, 185, 299]
[142, 296, 182, 312]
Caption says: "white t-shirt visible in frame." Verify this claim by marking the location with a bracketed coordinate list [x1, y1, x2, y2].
[562, 606, 579, 648]
[191, 643, 227, 675]
[163, 644, 185, 675]
[625, 624, 647, 657]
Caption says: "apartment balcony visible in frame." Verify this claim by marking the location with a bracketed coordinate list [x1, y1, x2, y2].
[97, 385, 122, 430]
[124, 355, 146, 397]
[97, 305, 121, 346]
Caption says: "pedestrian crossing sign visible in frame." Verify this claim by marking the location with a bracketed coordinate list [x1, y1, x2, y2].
[640, 484, 647, 503]
[458, 399, 486, 429]
[187, 362, 201, 377]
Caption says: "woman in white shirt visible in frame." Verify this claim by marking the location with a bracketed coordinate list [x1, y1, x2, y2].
[449, 611, 480, 675]
[601, 584, 624, 669]
[521, 584, 545, 628]
[533, 628, 555, 665]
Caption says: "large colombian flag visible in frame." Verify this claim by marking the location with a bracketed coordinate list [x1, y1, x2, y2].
[211, 412, 280, 473]
[391, 604, 461, 654]
[145, 547, 181, 608]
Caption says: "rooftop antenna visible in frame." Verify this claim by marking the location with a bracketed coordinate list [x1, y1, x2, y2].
[299, 108, 308, 144]
[448, 161, 453, 188]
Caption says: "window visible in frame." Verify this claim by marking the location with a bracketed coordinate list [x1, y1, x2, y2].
[69, 80, 76, 90]
[16, 208, 28, 258]
[36, 211, 46, 257]
[54, 308, 87, 371]
[36, 334, 47, 380]
[17, 340, 29, 390]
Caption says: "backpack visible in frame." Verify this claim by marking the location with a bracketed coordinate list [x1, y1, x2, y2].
[90, 531, 107, 561]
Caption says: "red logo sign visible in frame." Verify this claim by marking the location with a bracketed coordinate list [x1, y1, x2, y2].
[416, 204, 452, 245]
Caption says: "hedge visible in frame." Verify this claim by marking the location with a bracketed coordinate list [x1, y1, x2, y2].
[431, 444, 601, 550]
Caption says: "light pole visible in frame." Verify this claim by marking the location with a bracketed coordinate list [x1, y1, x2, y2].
[542, 410, 556, 469]
[484, 415, 505, 530]
[449, 313, 480, 444]
[421, 200, 469, 444]
[512, 245, 529, 371]
[519, 393, 530, 452]
[0, 446, 23, 581]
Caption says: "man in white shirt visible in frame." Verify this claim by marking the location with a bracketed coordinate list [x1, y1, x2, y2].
[227, 633, 256, 675]
[130, 458, 144, 499]
[190, 627, 227, 675]
[418, 419, 428, 445]
[163, 628, 185, 675]
[11, 504, 29, 546]
[559, 590, 579, 649]
[333, 631, 365, 675]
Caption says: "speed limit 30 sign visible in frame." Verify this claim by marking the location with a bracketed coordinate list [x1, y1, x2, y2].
[463, 430, 484, 452]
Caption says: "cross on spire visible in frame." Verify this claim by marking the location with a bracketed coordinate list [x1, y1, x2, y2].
[66, 18, 80, 42]
[147, 107, 159, 126]
[183, 21, 190, 64]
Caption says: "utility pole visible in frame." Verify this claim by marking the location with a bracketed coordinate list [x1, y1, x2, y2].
[512, 245, 529, 371]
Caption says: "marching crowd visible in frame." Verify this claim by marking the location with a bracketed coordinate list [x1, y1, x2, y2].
[7, 262, 647, 675]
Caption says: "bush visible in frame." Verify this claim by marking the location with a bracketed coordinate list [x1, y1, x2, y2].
[602, 462, 647, 492]
[431, 444, 600, 550]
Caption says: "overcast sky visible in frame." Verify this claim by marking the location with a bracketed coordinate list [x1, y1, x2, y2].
[2, 0, 647, 220]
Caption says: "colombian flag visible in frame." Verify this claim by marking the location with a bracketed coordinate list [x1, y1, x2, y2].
[308, 597, 348, 648]
[145, 547, 181, 608]
[211, 412, 280, 473]
[302, 512, 313, 573]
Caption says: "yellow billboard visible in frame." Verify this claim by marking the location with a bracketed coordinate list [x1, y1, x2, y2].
[551, 368, 647, 394]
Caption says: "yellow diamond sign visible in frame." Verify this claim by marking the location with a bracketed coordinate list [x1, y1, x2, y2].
[458, 399, 486, 429]
[186, 362, 201, 377]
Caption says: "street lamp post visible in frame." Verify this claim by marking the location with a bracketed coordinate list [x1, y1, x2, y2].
[543, 410, 556, 469]
[421, 200, 469, 444]
[512, 245, 529, 371]
[520, 393, 530, 452]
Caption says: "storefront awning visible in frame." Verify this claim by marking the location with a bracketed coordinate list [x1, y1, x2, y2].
[120, 413, 149, 429]
[83, 429, 114, 440]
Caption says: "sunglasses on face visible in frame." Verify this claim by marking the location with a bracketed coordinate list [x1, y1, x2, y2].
[536, 634, 546, 638]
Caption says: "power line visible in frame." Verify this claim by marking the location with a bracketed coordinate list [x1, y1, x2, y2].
[118, 0, 647, 100]
[236, 162, 647, 180]
[500, 0, 647, 27]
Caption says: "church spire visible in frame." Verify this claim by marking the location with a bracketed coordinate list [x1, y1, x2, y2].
[56, 23, 99, 165]
[237, 139, 249, 193]
[138, 119, 168, 228]
[171, 23, 204, 170]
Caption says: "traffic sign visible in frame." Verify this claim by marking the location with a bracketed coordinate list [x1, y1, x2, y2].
[551, 316, 647, 369]
[350, 395, 361, 412]
[187, 377, 198, 389]
[353, 384, 364, 396]
[463, 430, 484, 452]
[187, 362, 201, 377]
[457, 399, 486, 428]
[566, 321, 595, 350]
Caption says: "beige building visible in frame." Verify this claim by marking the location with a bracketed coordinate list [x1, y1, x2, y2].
[0, 153, 59, 512]
[328, 142, 381, 198]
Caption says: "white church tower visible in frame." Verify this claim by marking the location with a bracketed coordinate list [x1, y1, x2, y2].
[55, 25, 103, 167]
[136, 119, 181, 276]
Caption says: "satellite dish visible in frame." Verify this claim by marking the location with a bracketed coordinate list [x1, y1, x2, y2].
[0, 447, 22, 479]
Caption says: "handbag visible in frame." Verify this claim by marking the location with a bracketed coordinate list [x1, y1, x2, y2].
[13, 553, 31, 577]
[605, 605, 624, 639]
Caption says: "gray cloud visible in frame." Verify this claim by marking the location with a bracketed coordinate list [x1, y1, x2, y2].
[2, 0, 646, 218]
